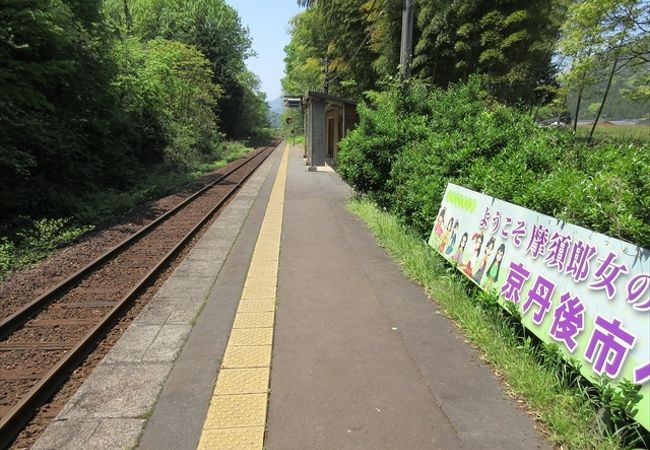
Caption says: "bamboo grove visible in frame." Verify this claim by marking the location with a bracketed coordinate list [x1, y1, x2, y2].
[283, 0, 649, 124]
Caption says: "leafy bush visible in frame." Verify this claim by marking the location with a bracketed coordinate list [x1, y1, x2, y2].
[0, 218, 93, 280]
[337, 77, 650, 248]
[16, 218, 92, 253]
[0, 238, 16, 277]
[337, 84, 431, 205]
[112, 37, 223, 167]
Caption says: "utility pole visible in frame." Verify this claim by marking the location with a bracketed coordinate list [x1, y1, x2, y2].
[399, 0, 415, 81]
[123, 0, 133, 34]
[322, 56, 330, 94]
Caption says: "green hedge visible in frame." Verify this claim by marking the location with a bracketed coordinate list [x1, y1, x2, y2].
[337, 77, 650, 248]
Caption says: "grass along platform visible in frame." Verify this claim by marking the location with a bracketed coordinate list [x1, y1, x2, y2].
[348, 198, 646, 450]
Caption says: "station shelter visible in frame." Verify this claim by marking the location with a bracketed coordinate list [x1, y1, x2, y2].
[300, 92, 358, 170]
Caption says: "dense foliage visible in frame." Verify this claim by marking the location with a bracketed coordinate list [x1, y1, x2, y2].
[284, 0, 563, 106]
[285, 0, 648, 122]
[412, 0, 564, 106]
[104, 0, 271, 141]
[338, 78, 650, 248]
[558, 0, 650, 131]
[1, 0, 128, 217]
[0, 0, 271, 237]
[112, 37, 222, 166]
[282, 1, 379, 98]
[0, 0, 274, 278]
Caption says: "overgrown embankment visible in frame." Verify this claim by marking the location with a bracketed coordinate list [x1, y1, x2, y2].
[337, 78, 649, 449]
[1, 1, 277, 278]
[0, 141, 253, 279]
[338, 77, 649, 249]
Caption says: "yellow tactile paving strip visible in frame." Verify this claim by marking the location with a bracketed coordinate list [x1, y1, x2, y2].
[237, 299, 276, 313]
[197, 144, 289, 450]
[232, 312, 275, 329]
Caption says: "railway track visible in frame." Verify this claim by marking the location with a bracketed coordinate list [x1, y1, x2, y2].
[0, 143, 277, 448]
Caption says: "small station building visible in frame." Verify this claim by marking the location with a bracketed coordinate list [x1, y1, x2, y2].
[285, 92, 358, 170]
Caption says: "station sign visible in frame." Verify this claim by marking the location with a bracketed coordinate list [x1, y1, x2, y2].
[283, 96, 302, 108]
[429, 183, 650, 430]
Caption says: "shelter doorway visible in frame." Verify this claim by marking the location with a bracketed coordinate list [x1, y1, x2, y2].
[327, 117, 335, 157]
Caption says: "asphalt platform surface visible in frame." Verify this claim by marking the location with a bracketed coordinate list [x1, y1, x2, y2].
[33, 142, 549, 449]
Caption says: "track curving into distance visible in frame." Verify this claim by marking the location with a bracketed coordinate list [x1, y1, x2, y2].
[0, 143, 278, 448]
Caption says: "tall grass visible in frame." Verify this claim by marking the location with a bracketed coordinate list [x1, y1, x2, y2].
[0, 141, 256, 280]
[575, 124, 650, 144]
[337, 78, 650, 249]
[349, 198, 647, 450]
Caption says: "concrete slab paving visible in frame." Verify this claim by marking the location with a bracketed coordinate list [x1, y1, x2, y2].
[32, 146, 282, 450]
[226, 198, 256, 207]
[153, 276, 213, 298]
[31, 419, 100, 450]
[99, 324, 192, 364]
[131, 289, 207, 326]
[190, 235, 238, 250]
[100, 324, 162, 363]
[134, 295, 189, 325]
[165, 300, 205, 325]
[58, 363, 171, 419]
[32, 418, 145, 450]
[199, 226, 240, 239]
[142, 325, 192, 362]
[173, 259, 224, 279]
[185, 247, 231, 261]
[83, 419, 145, 449]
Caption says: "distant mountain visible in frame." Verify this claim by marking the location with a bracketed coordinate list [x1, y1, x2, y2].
[267, 96, 284, 128]
[565, 65, 649, 120]
[268, 96, 284, 114]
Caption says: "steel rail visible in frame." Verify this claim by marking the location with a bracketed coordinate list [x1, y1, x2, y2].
[0, 143, 277, 448]
[0, 145, 273, 340]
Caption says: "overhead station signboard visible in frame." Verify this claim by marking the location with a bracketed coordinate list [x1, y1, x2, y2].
[429, 183, 650, 430]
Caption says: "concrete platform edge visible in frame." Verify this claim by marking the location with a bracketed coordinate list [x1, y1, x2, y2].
[31, 144, 284, 450]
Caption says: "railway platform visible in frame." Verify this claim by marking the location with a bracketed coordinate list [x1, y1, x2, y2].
[32, 142, 549, 450]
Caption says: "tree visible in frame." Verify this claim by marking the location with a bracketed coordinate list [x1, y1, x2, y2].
[412, 0, 564, 107]
[282, 10, 328, 95]
[559, 0, 650, 140]
[318, 0, 379, 97]
[284, 0, 381, 98]
[0, 0, 129, 216]
[104, 0, 267, 139]
[226, 69, 272, 144]
[366, 0, 403, 80]
[112, 37, 222, 165]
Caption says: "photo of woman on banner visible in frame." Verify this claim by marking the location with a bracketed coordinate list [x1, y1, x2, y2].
[438, 217, 455, 253]
[433, 207, 447, 240]
[452, 232, 468, 265]
[472, 236, 495, 284]
[463, 231, 484, 277]
[445, 220, 459, 255]
[482, 243, 505, 291]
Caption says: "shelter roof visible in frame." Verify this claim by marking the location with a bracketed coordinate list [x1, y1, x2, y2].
[303, 91, 357, 106]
